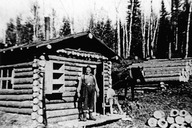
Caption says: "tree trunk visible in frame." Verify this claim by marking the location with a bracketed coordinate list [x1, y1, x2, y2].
[117, 17, 121, 56]
[185, 2, 192, 58]
[141, 13, 146, 59]
[151, 18, 159, 58]
[122, 24, 126, 58]
[125, 22, 129, 58]
[127, 0, 134, 57]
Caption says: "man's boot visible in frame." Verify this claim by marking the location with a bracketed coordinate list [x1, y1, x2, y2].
[89, 111, 96, 121]
[79, 112, 85, 121]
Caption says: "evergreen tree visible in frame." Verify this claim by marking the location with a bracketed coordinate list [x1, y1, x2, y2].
[92, 19, 116, 51]
[127, 0, 142, 58]
[5, 18, 16, 47]
[156, 0, 171, 58]
[59, 17, 71, 37]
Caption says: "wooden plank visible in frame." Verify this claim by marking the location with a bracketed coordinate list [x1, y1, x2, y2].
[45, 61, 53, 94]
[46, 108, 79, 118]
[13, 84, 33, 89]
[47, 114, 78, 123]
[0, 106, 32, 115]
[0, 94, 32, 101]
[0, 90, 32, 94]
[46, 102, 77, 110]
[0, 101, 32, 108]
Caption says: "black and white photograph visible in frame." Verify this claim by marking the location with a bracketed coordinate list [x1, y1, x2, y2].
[0, 0, 192, 127]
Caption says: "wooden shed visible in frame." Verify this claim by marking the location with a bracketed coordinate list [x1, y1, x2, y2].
[0, 32, 118, 126]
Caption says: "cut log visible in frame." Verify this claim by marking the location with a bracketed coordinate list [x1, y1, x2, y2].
[37, 109, 43, 115]
[0, 90, 32, 95]
[157, 118, 168, 128]
[175, 116, 185, 124]
[147, 117, 157, 127]
[37, 116, 43, 123]
[14, 72, 33, 78]
[154, 110, 165, 119]
[46, 102, 77, 110]
[184, 114, 192, 124]
[179, 110, 189, 117]
[0, 101, 32, 108]
[31, 112, 38, 120]
[33, 105, 40, 112]
[0, 94, 32, 101]
[170, 109, 179, 117]
[46, 108, 78, 118]
[13, 84, 33, 89]
[14, 78, 33, 84]
[167, 116, 175, 124]
[0, 106, 32, 114]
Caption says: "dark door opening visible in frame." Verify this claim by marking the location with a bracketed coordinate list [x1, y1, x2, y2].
[95, 64, 104, 114]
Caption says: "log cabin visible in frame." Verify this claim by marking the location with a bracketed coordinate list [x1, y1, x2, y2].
[0, 31, 119, 127]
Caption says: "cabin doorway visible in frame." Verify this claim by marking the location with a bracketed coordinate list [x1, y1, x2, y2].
[95, 63, 104, 114]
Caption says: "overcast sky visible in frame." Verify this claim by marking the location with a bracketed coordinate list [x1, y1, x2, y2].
[0, 0, 170, 39]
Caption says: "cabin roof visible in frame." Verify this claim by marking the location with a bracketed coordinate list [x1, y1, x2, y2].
[0, 32, 118, 60]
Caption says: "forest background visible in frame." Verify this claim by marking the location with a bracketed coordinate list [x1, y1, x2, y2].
[0, 0, 192, 59]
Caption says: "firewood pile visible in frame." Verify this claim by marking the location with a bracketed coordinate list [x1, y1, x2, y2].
[147, 109, 192, 128]
[130, 58, 192, 83]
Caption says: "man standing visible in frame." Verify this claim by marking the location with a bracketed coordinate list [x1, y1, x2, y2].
[77, 65, 99, 121]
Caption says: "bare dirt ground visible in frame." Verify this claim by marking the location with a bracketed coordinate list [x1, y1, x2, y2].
[0, 82, 192, 128]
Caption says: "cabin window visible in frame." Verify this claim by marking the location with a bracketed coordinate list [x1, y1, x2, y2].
[0, 68, 13, 89]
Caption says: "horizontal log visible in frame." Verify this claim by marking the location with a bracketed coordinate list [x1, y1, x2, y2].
[14, 67, 33, 73]
[144, 73, 181, 78]
[144, 76, 182, 82]
[46, 108, 79, 118]
[0, 61, 32, 69]
[65, 65, 82, 72]
[65, 87, 77, 92]
[0, 90, 32, 95]
[45, 97, 75, 104]
[65, 81, 78, 87]
[0, 101, 32, 108]
[14, 71, 33, 78]
[49, 55, 101, 66]
[0, 106, 32, 115]
[13, 84, 33, 89]
[14, 78, 33, 84]
[0, 94, 32, 101]
[47, 114, 78, 123]
[46, 102, 77, 110]
[65, 71, 81, 76]
[62, 91, 76, 97]
[65, 76, 78, 81]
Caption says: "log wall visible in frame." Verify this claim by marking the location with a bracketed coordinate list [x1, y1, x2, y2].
[45, 55, 102, 123]
[0, 62, 33, 115]
[130, 58, 192, 91]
